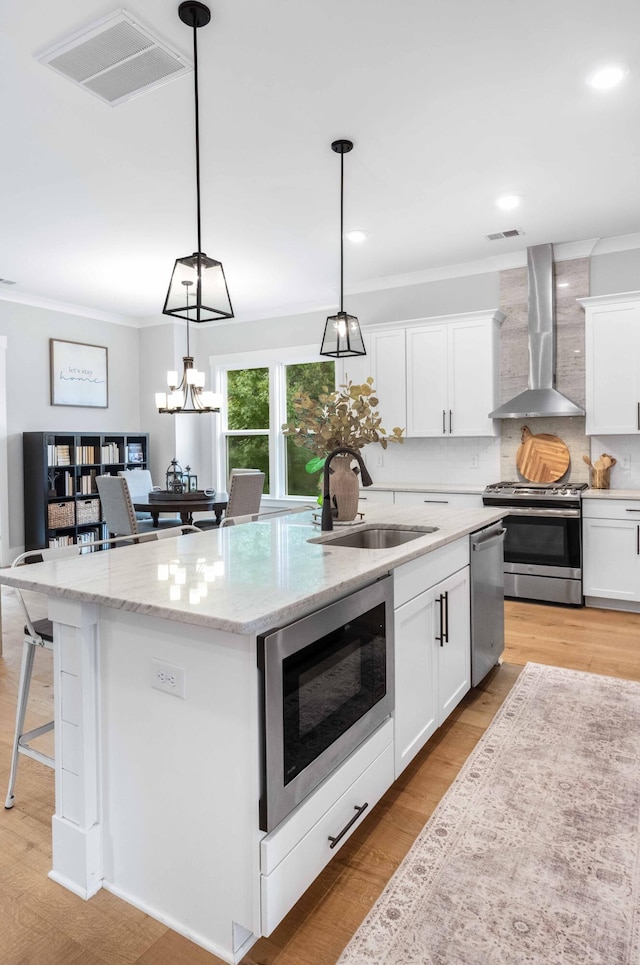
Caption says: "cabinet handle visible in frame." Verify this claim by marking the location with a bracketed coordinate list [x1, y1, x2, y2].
[637, 525, 639, 556]
[626, 508, 640, 512]
[449, 410, 452, 434]
[442, 410, 446, 434]
[435, 593, 445, 646]
[424, 499, 448, 504]
[637, 402, 640, 430]
[443, 589, 449, 643]
[328, 803, 369, 849]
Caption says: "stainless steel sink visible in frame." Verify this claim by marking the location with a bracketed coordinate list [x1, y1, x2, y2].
[319, 526, 438, 549]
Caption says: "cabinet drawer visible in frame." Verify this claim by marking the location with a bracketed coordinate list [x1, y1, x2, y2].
[359, 489, 394, 506]
[394, 490, 482, 509]
[260, 740, 394, 936]
[394, 536, 469, 608]
[582, 498, 640, 520]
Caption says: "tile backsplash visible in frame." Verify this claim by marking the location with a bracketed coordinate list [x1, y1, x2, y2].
[363, 436, 500, 487]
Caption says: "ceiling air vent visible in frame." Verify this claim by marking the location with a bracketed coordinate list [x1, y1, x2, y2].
[485, 229, 524, 241]
[36, 9, 191, 107]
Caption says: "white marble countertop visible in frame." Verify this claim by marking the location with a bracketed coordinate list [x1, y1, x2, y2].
[0, 505, 505, 635]
[583, 489, 640, 499]
[363, 481, 485, 494]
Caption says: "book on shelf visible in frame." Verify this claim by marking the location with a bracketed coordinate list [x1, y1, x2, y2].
[75, 445, 96, 464]
[48, 444, 71, 466]
[126, 442, 144, 464]
[79, 470, 97, 494]
[101, 442, 120, 464]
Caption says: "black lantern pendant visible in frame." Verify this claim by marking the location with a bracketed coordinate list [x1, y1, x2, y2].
[320, 139, 366, 358]
[163, 2, 233, 323]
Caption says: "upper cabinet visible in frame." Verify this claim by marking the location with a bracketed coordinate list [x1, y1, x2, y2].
[406, 312, 502, 437]
[338, 310, 502, 439]
[581, 292, 640, 435]
[339, 328, 406, 432]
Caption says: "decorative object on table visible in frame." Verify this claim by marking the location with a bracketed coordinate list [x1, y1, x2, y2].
[589, 452, 616, 489]
[50, 339, 108, 408]
[165, 458, 185, 493]
[515, 425, 570, 483]
[320, 139, 366, 359]
[282, 377, 404, 521]
[337, 662, 640, 964]
[163, 2, 233, 324]
[180, 465, 198, 492]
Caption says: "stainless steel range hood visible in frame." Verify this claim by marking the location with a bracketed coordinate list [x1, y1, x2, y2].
[489, 244, 585, 419]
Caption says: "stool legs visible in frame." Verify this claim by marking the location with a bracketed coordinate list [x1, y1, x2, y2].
[5, 636, 54, 809]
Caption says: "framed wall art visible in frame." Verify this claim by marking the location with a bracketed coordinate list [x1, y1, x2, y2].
[50, 339, 108, 408]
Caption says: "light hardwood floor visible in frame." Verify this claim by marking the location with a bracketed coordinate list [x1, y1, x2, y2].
[1, 588, 639, 965]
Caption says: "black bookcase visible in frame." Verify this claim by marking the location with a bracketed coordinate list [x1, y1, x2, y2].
[23, 431, 149, 550]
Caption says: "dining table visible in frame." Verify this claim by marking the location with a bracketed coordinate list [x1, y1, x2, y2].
[133, 491, 229, 527]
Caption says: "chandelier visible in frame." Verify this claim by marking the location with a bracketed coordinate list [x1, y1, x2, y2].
[320, 139, 366, 358]
[156, 280, 221, 413]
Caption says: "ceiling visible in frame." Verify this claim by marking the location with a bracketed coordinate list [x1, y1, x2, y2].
[1, 0, 639, 323]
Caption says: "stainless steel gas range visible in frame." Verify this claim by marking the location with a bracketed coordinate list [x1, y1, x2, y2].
[482, 481, 588, 606]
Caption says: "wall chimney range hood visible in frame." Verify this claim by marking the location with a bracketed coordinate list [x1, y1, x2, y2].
[489, 244, 585, 419]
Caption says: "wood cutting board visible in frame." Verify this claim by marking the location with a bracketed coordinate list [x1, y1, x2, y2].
[516, 426, 571, 483]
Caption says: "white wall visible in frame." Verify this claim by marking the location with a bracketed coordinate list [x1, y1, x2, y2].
[0, 300, 142, 556]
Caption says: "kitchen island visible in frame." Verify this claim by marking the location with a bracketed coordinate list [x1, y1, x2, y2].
[0, 503, 505, 963]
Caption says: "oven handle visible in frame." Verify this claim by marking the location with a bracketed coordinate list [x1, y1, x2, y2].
[328, 802, 369, 849]
[502, 507, 580, 518]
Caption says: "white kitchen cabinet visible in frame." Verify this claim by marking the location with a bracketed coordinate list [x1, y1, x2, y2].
[583, 498, 640, 605]
[393, 538, 470, 776]
[581, 292, 640, 435]
[406, 312, 501, 437]
[338, 328, 406, 432]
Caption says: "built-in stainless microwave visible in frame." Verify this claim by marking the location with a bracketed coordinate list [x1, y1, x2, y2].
[258, 576, 394, 832]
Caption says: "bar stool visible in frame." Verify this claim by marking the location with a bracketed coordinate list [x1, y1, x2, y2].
[5, 526, 201, 809]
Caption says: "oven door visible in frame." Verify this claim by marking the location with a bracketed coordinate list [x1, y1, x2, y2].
[258, 576, 394, 832]
[502, 507, 582, 575]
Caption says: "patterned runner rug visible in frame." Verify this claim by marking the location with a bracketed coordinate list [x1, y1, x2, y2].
[338, 662, 640, 964]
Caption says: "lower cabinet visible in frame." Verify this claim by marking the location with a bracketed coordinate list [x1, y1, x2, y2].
[394, 490, 483, 509]
[393, 539, 471, 776]
[583, 498, 640, 604]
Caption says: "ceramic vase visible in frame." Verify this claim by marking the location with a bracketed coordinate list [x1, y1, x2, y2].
[328, 454, 361, 521]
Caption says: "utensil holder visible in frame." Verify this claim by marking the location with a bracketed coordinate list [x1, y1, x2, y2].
[590, 468, 610, 489]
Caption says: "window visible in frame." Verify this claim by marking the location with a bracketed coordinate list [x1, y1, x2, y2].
[218, 354, 335, 499]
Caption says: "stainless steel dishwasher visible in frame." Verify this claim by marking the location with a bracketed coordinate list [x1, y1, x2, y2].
[470, 522, 506, 686]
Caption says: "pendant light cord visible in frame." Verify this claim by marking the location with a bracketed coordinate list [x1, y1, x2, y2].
[339, 150, 344, 314]
[191, 17, 203, 321]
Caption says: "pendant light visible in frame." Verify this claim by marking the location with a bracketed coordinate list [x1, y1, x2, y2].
[163, 1, 233, 323]
[156, 280, 221, 413]
[320, 139, 366, 358]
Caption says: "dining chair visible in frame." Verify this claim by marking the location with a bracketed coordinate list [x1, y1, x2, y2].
[96, 474, 180, 536]
[118, 468, 160, 521]
[195, 469, 265, 529]
[4, 525, 200, 809]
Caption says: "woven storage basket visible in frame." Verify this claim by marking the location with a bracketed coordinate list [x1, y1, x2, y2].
[76, 497, 101, 524]
[48, 501, 75, 529]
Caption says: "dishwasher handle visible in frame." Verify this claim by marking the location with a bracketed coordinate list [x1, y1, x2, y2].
[471, 528, 506, 551]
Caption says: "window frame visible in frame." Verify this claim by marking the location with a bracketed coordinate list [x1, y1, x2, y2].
[213, 344, 336, 500]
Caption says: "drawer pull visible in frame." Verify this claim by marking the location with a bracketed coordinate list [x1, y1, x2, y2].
[442, 409, 446, 434]
[424, 499, 448, 504]
[449, 409, 452, 434]
[626, 508, 640, 512]
[328, 802, 369, 849]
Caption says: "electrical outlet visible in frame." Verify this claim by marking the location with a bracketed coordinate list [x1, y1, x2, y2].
[151, 658, 186, 698]
[471, 454, 479, 469]
[376, 453, 384, 468]
[622, 453, 631, 470]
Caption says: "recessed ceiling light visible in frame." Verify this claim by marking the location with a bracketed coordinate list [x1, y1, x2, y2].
[586, 65, 628, 90]
[345, 230, 368, 243]
[496, 195, 521, 211]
